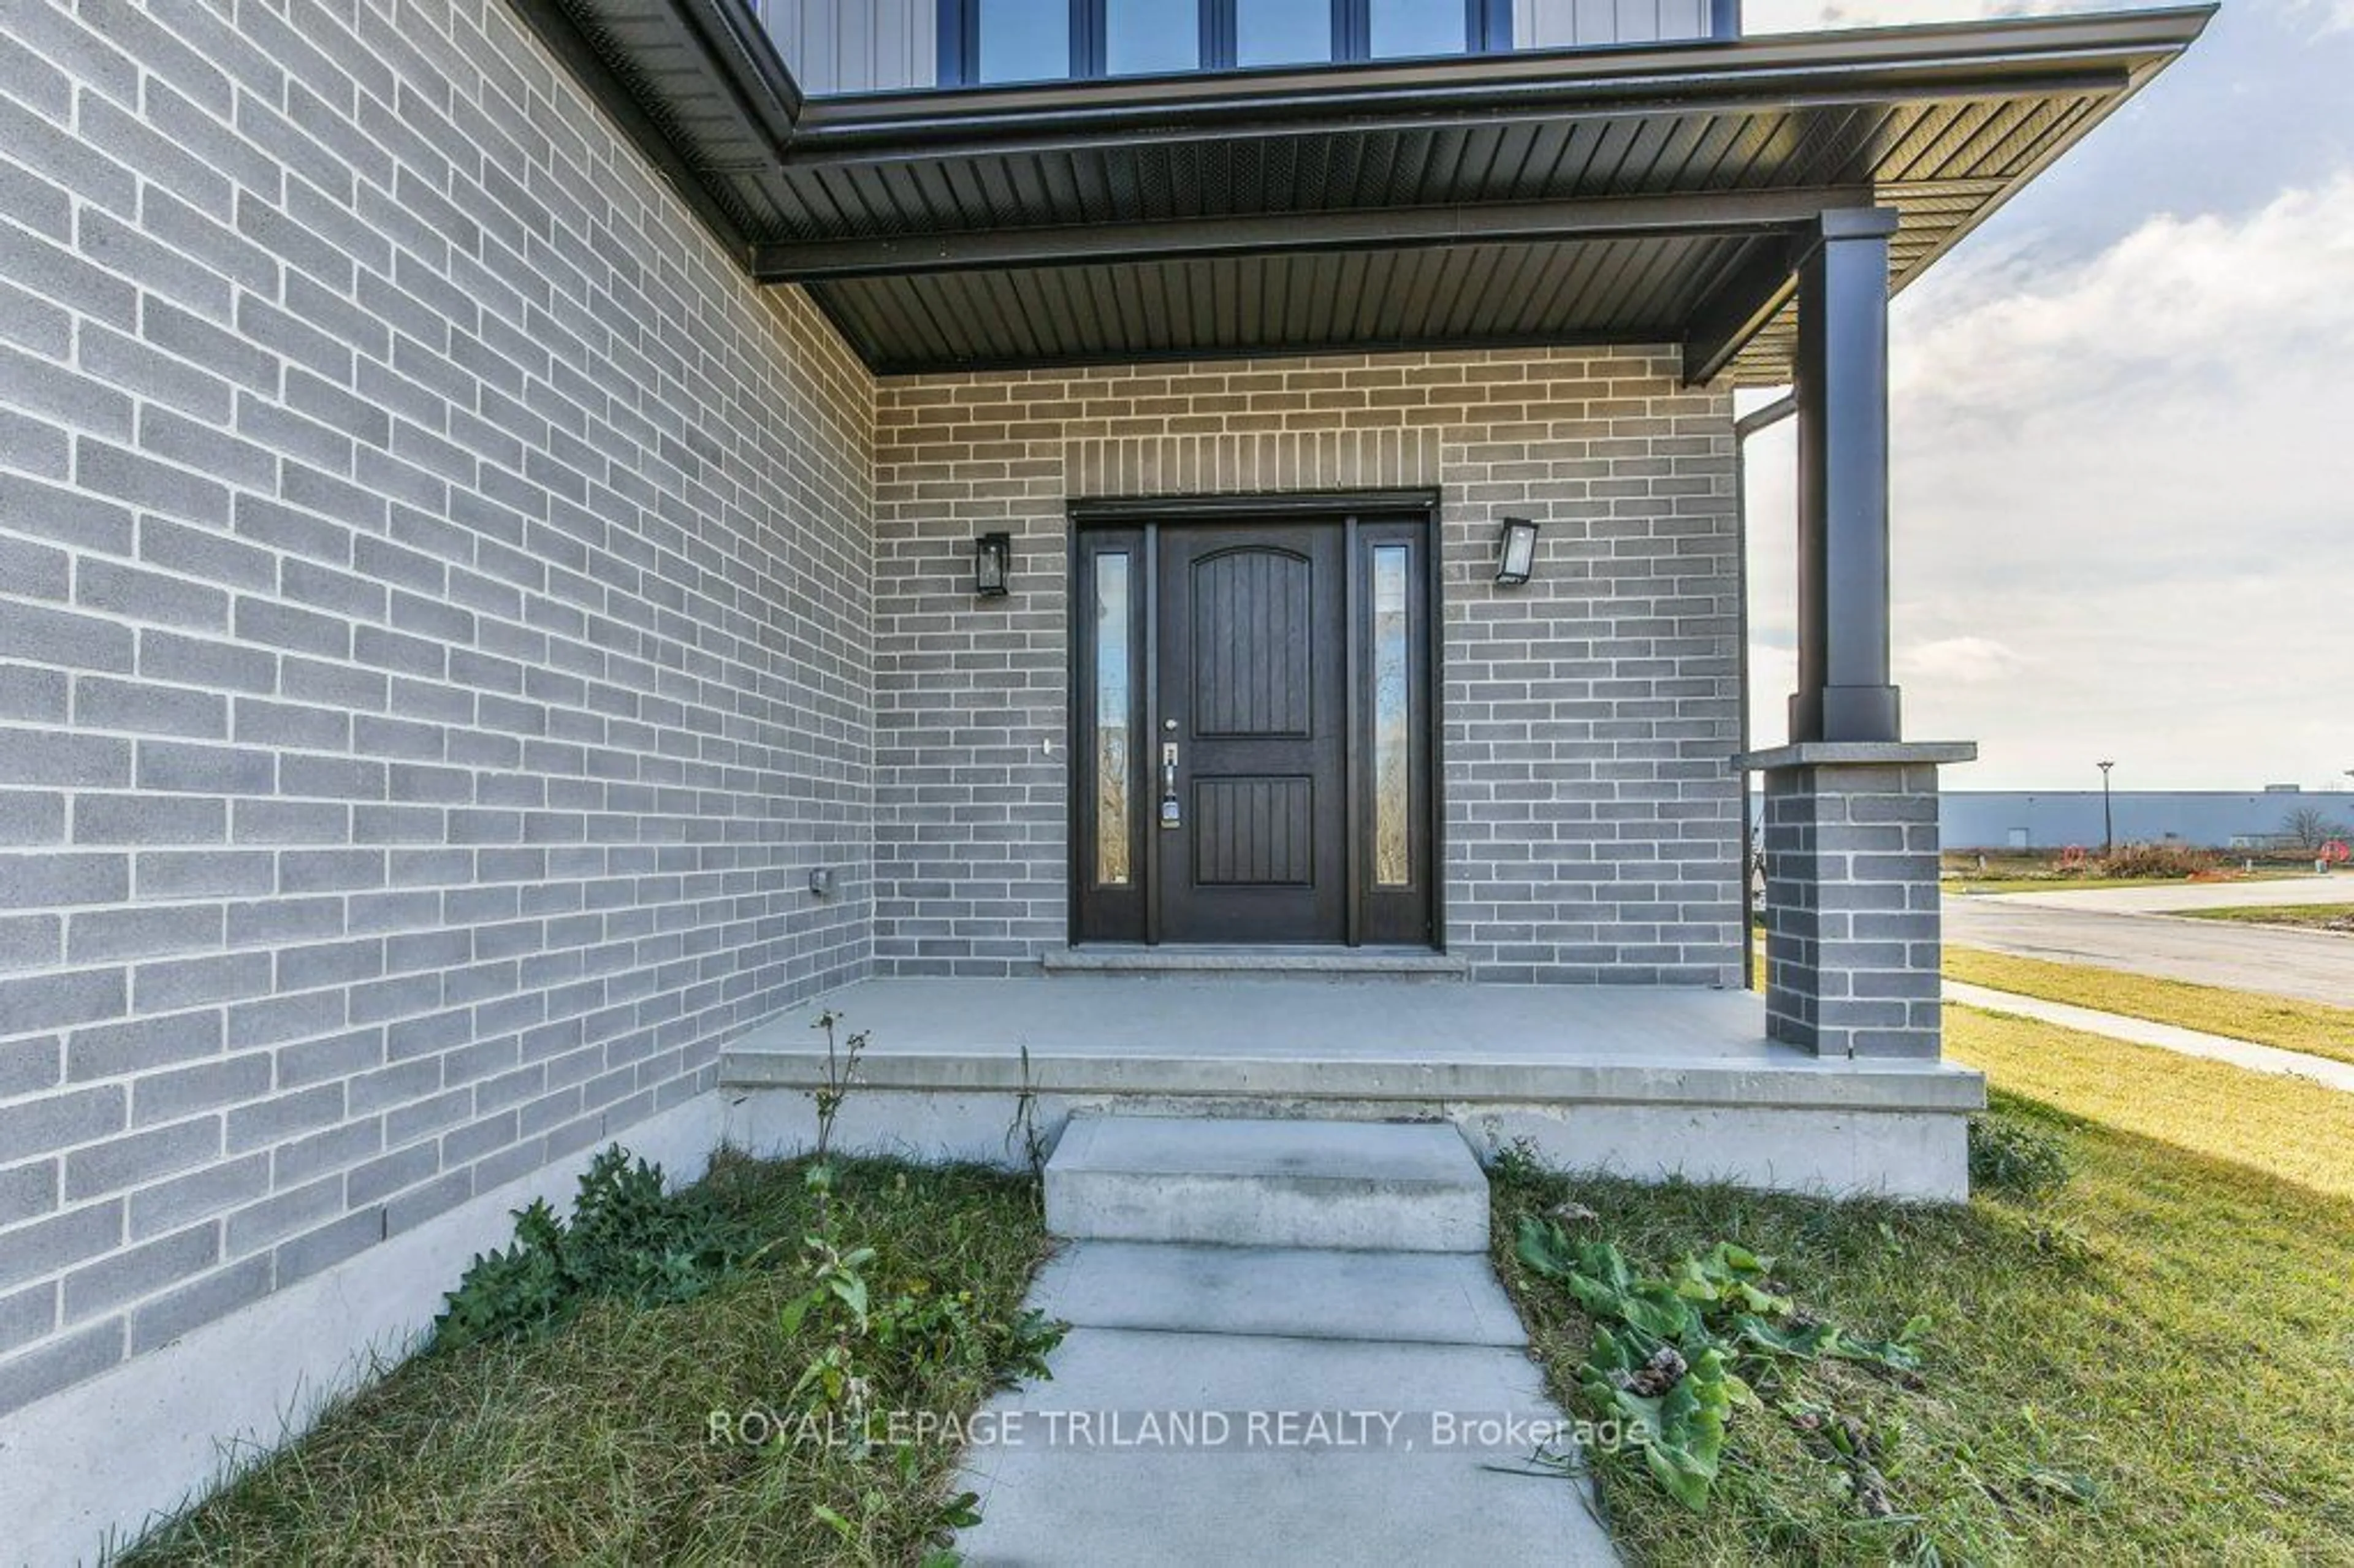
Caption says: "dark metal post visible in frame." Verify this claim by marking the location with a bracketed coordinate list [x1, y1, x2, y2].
[1789, 207, 1903, 745]
[1710, 0, 1742, 39]
[2098, 759, 2116, 854]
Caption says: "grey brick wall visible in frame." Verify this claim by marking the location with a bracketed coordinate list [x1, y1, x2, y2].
[872, 352, 1745, 983]
[1760, 762, 1945, 1059]
[0, 0, 875, 1414]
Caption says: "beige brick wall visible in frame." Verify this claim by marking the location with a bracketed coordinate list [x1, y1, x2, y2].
[872, 348, 1744, 983]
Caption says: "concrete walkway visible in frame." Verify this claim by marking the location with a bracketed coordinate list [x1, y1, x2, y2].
[951, 1117, 1618, 1566]
[1946, 982, 2354, 1093]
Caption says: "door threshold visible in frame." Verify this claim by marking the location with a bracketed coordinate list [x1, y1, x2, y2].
[1042, 946, 1467, 981]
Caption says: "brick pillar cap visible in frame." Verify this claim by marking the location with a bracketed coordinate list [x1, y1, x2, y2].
[1733, 740, 1977, 772]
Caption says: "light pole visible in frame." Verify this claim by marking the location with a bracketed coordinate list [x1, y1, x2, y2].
[2097, 760, 2116, 856]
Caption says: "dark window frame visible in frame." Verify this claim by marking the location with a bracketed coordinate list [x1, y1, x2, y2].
[1065, 490, 1446, 953]
[939, 0, 1515, 87]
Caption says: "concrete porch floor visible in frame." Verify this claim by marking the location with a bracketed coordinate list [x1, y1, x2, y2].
[719, 978, 1984, 1201]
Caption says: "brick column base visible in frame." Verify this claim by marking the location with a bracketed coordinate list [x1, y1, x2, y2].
[1739, 742, 1976, 1060]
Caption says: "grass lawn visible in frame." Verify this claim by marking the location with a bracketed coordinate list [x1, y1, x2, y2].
[1493, 1004, 2354, 1565]
[2180, 902, 2354, 934]
[117, 1010, 2354, 1566]
[126, 1152, 1054, 1566]
[1945, 946, 2354, 1068]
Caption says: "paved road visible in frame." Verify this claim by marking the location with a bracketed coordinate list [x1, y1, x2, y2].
[1944, 896, 2354, 1007]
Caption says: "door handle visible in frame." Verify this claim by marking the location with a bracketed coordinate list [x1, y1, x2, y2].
[1159, 742, 1181, 829]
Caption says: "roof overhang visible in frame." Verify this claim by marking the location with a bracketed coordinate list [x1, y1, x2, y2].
[511, 0, 2212, 381]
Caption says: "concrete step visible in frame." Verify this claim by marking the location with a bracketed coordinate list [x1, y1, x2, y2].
[1044, 1114, 1490, 1252]
[954, 1327, 1617, 1567]
[1030, 1240, 1526, 1347]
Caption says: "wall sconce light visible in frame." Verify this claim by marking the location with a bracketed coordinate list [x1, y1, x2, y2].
[1495, 518, 1539, 587]
[973, 532, 1011, 598]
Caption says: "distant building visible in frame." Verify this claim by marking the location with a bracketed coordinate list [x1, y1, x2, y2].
[1940, 790, 2354, 851]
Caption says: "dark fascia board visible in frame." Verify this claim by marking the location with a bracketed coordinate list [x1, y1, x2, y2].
[505, 0, 2209, 381]
[785, 6, 2214, 162]
[511, 1, 2206, 243]
[752, 186, 1874, 284]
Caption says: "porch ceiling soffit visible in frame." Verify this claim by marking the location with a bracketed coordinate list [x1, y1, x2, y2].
[509, 0, 2212, 382]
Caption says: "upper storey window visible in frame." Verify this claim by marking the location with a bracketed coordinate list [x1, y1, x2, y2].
[1235, 0, 1331, 67]
[945, 0, 1515, 87]
[1369, 0, 1472, 58]
[1106, 0, 1203, 74]
[973, 0, 1075, 83]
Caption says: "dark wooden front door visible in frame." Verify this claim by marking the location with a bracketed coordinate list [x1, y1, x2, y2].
[1073, 500, 1437, 949]
[1157, 523, 1348, 943]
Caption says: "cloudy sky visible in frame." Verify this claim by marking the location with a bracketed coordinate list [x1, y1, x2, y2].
[1737, 1, 2354, 791]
